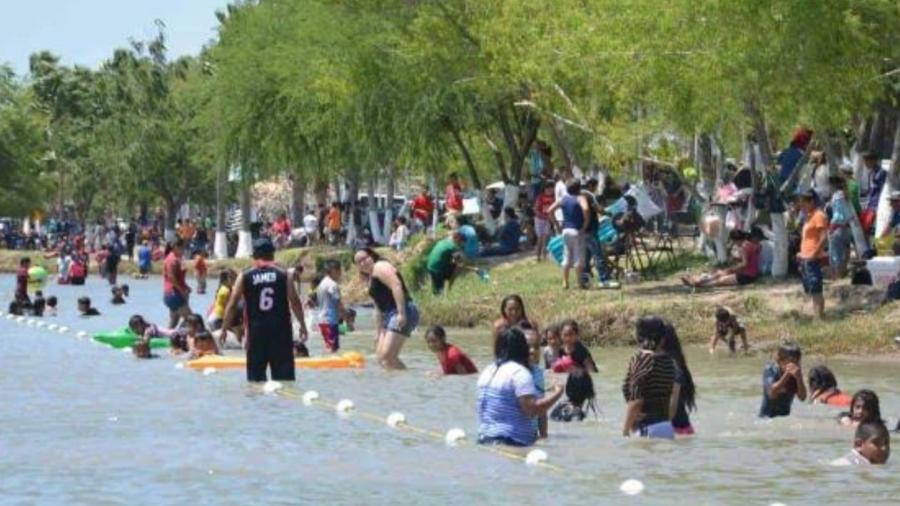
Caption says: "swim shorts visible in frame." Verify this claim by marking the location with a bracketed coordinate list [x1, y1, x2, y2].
[382, 302, 420, 337]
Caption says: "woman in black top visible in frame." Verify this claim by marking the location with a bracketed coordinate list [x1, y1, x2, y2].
[661, 320, 697, 436]
[354, 248, 419, 369]
[622, 316, 677, 439]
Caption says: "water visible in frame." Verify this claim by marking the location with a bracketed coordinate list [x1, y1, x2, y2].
[1, 274, 898, 505]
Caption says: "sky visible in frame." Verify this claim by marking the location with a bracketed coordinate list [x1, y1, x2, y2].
[0, 0, 229, 77]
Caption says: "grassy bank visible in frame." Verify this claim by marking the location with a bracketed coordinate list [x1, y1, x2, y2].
[399, 248, 899, 357]
[0, 246, 353, 281]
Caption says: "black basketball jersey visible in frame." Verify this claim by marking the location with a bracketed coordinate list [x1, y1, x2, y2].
[242, 264, 292, 341]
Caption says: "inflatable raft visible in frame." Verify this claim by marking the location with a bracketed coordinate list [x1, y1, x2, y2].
[185, 351, 366, 370]
[93, 328, 169, 349]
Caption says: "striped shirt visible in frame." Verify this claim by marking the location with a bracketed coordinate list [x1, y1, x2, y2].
[477, 362, 538, 446]
[622, 351, 675, 425]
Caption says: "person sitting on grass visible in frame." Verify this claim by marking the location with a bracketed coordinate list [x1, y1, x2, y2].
[831, 420, 891, 466]
[425, 325, 477, 376]
[710, 306, 749, 354]
[77, 296, 100, 317]
[682, 228, 762, 288]
[759, 342, 807, 418]
[550, 368, 597, 422]
[808, 365, 852, 407]
[481, 207, 522, 257]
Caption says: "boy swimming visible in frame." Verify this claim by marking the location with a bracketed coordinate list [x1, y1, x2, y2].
[832, 421, 891, 465]
[77, 296, 101, 316]
[759, 342, 807, 418]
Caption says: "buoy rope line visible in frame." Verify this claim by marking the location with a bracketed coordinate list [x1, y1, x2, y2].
[3, 312, 589, 479]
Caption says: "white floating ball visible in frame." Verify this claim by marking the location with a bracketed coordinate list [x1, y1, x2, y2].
[262, 381, 283, 394]
[769, 503, 788, 506]
[202, 367, 217, 376]
[335, 399, 355, 413]
[47, 323, 58, 330]
[302, 390, 320, 406]
[5, 314, 14, 320]
[35, 321, 46, 328]
[525, 449, 548, 466]
[386, 412, 406, 428]
[58, 326, 69, 334]
[76, 331, 88, 338]
[26, 319, 37, 327]
[107, 416, 118, 422]
[620, 479, 645, 496]
[174, 362, 185, 370]
[444, 428, 466, 446]
[16, 316, 26, 324]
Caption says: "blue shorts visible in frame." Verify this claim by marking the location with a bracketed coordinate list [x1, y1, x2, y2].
[163, 292, 187, 312]
[638, 420, 675, 439]
[382, 302, 419, 337]
[828, 227, 850, 267]
[800, 259, 823, 295]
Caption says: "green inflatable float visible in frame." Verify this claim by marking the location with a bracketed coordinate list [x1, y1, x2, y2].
[93, 328, 169, 349]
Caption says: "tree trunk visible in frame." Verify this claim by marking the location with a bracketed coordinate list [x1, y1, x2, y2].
[852, 117, 872, 184]
[746, 99, 773, 167]
[214, 165, 228, 259]
[383, 165, 395, 243]
[549, 119, 578, 171]
[447, 121, 483, 189]
[824, 129, 843, 177]
[290, 171, 306, 228]
[345, 173, 360, 246]
[771, 212, 789, 278]
[235, 174, 253, 258]
[367, 172, 384, 244]
[164, 200, 178, 242]
[874, 119, 900, 239]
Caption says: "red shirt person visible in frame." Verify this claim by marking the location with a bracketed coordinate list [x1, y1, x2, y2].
[425, 325, 477, 375]
[445, 173, 464, 214]
[412, 189, 435, 224]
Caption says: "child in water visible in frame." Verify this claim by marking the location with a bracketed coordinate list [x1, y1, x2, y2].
[184, 314, 218, 357]
[759, 342, 807, 418]
[316, 260, 350, 353]
[839, 389, 883, 427]
[132, 339, 157, 359]
[32, 291, 46, 317]
[553, 319, 598, 373]
[128, 314, 183, 353]
[425, 325, 477, 375]
[711, 306, 748, 354]
[111, 285, 126, 305]
[45, 296, 58, 316]
[522, 323, 548, 438]
[807, 365, 852, 407]
[831, 421, 891, 465]
[194, 251, 208, 295]
[542, 323, 562, 369]
[550, 368, 597, 422]
[77, 296, 101, 316]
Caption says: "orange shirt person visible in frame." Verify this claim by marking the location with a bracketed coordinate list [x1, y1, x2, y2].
[796, 190, 828, 318]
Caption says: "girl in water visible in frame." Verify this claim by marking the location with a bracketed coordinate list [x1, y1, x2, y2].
[553, 319, 598, 373]
[354, 248, 419, 369]
[550, 368, 597, 422]
[542, 323, 562, 369]
[661, 320, 697, 436]
[808, 366, 852, 407]
[128, 314, 185, 354]
[839, 390, 883, 426]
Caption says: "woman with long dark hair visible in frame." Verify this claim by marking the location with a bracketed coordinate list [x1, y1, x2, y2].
[492, 294, 537, 353]
[622, 316, 677, 439]
[354, 247, 419, 369]
[477, 327, 563, 447]
[661, 320, 697, 436]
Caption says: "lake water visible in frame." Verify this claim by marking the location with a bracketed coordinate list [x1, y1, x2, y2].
[1, 274, 898, 505]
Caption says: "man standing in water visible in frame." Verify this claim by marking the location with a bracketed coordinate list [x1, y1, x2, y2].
[223, 238, 308, 382]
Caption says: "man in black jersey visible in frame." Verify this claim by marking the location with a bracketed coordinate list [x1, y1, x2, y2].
[223, 238, 308, 382]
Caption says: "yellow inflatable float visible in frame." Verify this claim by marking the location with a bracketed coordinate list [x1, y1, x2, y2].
[186, 351, 366, 370]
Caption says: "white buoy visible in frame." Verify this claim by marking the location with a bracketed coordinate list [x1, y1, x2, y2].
[16, 316, 26, 324]
[47, 323, 58, 330]
[174, 362, 185, 369]
[386, 412, 406, 428]
[301, 390, 320, 406]
[444, 428, 466, 446]
[35, 321, 46, 328]
[619, 479, 645, 496]
[525, 449, 548, 466]
[76, 331, 88, 339]
[202, 367, 217, 376]
[769, 503, 788, 506]
[262, 381, 283, 394]
[26, 319, 37, 326]
[107, 416, 118, 422]
[5, 314, 14, 320]
[335, 399, 355, 413]
[58, 326, 69, 333]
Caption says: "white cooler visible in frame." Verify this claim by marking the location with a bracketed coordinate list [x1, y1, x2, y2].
[866, 256, 900, 288]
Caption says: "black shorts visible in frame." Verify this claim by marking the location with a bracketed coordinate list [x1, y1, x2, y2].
[736, 273, 758, 286]
[246, 332, 295, 382]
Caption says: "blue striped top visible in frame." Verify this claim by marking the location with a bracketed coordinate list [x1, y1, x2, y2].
[477, 362, 538, 446]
